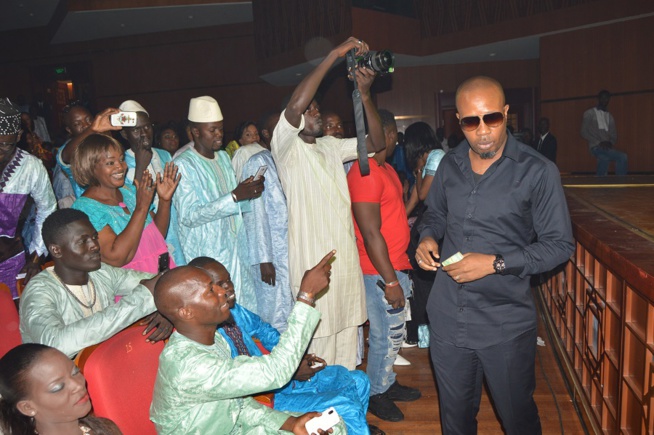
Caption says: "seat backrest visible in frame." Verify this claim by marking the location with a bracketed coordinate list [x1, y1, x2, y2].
[0, 284, 22, 358]
[83, 326, 164, 435]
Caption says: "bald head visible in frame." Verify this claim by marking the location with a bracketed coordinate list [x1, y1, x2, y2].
[455, 76, 505, 111]
[154, 266, 209, 322]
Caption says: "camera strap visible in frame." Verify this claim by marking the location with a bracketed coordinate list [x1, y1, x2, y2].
[346, 49, 370, 176]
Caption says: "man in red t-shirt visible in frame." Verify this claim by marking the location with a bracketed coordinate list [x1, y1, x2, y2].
[347, 109, 421, 422]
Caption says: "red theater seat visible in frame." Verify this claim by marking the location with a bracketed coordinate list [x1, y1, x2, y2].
[0, 284, 21, 358]
[83, 326, 164, 435]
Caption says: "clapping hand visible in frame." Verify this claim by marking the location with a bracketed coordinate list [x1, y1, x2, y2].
[133, 170, 156, 211]
[155, 162, 181, 201]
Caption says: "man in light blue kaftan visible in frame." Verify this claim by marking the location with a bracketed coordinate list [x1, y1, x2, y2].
[234, 144, 294, 332]
[190, 256, 368, 433]
[118, 100, 185, 266]
[172, 96, 264, 313]
[150, 263, 346, 435]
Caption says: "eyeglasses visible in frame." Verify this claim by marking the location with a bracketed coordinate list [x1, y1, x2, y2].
[459, 112, 505, 132]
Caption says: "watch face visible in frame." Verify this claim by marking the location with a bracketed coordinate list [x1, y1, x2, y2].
[494, 255, 505, 274]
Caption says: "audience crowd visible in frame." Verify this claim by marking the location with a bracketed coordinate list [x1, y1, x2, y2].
[1, 36, 582, 435]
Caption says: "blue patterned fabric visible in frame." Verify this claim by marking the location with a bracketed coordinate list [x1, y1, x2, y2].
[240, 150, 294, 332]
[173, 148, 256, 313]
[423, 149, 446, 177]
[219, 304, 371, 434]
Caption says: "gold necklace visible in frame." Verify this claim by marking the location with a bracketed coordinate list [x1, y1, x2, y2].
[51, 269, 97, 310]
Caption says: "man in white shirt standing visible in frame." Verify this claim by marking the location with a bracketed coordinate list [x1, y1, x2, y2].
[271, 37, 386, 369]
[581, 90, 627, 176]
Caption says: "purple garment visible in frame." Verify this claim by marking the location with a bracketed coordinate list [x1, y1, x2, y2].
[0, 192, 28, 238]
[0, 252, 25, 298]
[0, 191, 29, 298]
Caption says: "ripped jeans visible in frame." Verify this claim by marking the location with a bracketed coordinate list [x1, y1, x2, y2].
[363, 271, 412, 395]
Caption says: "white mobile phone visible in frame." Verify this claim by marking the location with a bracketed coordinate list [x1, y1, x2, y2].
[310, 361, 324, 369]
[253, 165, 268, 181]
[110, 112, 138, 127]
[15, 272, 26, 280]
[305, 407, 340, 434]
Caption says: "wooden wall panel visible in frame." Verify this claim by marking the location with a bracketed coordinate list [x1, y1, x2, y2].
[540, 16, 654, 174]
[0, 65, 31, 100]
[376, 60, 540, 133]
[544, 94, 654, 174]
[541, 16, 654, 99]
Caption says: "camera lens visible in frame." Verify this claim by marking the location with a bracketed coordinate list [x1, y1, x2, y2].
[357, 50, 395, 74]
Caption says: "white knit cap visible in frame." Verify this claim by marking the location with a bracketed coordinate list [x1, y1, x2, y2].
[188, 96, 223, 123]
[118, 100, 149, 115]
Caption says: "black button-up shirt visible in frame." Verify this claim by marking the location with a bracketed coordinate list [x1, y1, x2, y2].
[418, 134, 574, 348]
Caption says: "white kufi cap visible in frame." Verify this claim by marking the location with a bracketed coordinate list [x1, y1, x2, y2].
[118, 100, 149, 115]
[188, 96, 223, 123]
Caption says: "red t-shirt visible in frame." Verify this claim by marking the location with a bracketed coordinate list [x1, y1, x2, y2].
[347, 159, 412, 274]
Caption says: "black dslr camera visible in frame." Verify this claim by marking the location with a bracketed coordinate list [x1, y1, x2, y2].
[346, 48, 395, 176]
[355, 50, 395, 75]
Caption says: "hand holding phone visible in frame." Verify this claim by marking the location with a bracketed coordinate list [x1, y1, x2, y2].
[253, 165, 268, 181]
[110, 112, 138, 127]
[305, 407, 340, 434]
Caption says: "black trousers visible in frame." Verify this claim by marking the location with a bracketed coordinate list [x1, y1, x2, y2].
[406, 267, 435, 342]
[430, 328, 542, 435]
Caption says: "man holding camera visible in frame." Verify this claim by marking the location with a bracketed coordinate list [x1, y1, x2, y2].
[271, 37, 386, 370]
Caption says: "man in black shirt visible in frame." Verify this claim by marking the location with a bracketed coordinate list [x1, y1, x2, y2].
[415, 76, 574, 435]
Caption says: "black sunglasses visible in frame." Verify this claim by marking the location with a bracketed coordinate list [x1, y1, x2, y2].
[459, 112, 505, 132]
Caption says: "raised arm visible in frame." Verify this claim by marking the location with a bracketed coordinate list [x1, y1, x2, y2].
[96, 172, 155, 266]
[284, 37, 369, 128]
[61, 108, 121, 164]
[153, 162, 181, 238]
[355, 67, 385, 153]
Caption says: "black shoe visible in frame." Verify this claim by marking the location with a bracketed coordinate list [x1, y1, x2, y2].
[385, 381, 421, 402]
[368, 424, 386, 435]
[368, 393, 404, 422]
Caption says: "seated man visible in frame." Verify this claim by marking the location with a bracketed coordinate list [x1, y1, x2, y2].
[150, 253, 345, 435]
[19, 209, 172, 358]
[190, 257, 379, 435]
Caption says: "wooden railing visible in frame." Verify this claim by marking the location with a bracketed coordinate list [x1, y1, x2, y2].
[540, 188, 654, 435]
